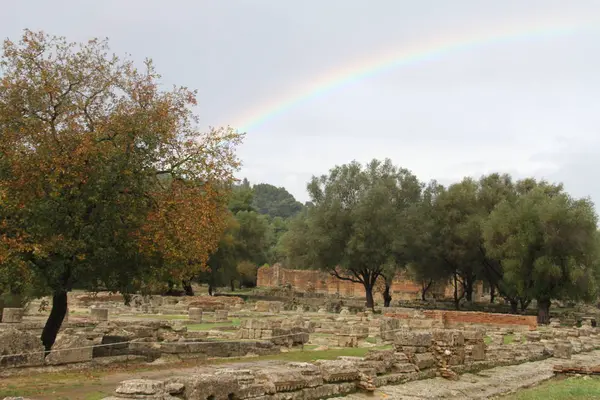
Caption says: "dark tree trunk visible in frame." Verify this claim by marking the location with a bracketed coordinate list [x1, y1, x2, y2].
[230, 279, 235, 292]
[489, 285, 495, 304]
[421, 280, 433, 301]
[520, 298, 531, 312]
[383, 283, 392, 307]
[208, 284, 213, 296]
[509, 299, 518, 314]
[364, 282, 375, 310]
[537, 299, 551, 325]
[464, 276, 474, 302]
[453, 273, 460, 310]
[41, 291, 68, 353]
[182, 280, 194, 296]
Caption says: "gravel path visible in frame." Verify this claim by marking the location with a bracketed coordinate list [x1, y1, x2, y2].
[340, 350, 600, 399]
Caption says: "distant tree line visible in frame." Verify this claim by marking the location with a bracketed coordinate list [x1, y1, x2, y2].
[277, 159, 600, 324]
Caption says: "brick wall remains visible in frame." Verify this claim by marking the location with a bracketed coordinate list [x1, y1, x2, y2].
[257, 264, 484, 301]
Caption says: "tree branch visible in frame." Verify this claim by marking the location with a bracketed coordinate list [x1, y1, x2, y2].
[330, 268, 363, 284]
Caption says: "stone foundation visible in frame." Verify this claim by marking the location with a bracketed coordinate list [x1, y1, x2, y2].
[2, 308, 24, 323]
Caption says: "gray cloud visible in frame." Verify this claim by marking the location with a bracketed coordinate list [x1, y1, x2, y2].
[2, 0, 599, 206]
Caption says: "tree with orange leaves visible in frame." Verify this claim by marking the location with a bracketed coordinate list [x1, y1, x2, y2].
[0, 30, 242, 351]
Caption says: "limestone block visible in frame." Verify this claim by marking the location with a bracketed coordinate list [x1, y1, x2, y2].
[0, 328, 44, 367]
[432, 329, 464, 346]
[462, 329, 485, 343]
[45, 333, 95, 365]
[413, 352, 435, 369]
[116, 379, 165, 396]
[2, 307, 24, 323]
[394, 331, 432, 347]
[466, 343, 486, 361]
[215, 310, 228, 322]
[254, 301, 270, 312]
[337, 335, 358, 347]
[188, 308, 203, 322]
[525, 331, 541, 342]
[296, 305, 305, 313]
[553, 342, 572, 359]
[90, 308, 108, 321]
[339, 307, 350, 316]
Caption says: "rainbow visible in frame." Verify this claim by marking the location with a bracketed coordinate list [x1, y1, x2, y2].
[234, 21, 593, 133]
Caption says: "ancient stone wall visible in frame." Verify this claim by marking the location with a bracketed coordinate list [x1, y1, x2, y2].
[257, 264, 484, 301]
[384, 308, 538, 330]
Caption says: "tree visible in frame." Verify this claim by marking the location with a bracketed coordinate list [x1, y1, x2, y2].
[406, 181, 452, 301]
[483, 185, 599, 324]
[252, 183, 304, 218]
[281, 159, 422, 309]
[0, 31, 241, 350]
[431, 178, 482, 308]
[205, 186, 269, 292]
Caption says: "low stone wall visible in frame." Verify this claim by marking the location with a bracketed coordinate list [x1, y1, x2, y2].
[384, 308, 538, 330]
[103, 326, 600, 400]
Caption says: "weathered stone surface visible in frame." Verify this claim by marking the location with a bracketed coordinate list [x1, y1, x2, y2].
[394, 331, 432, 347]
[432, 329, 464, 346]
[554, 343, 573, 359]
[45, 333, 96, 365]
[1, 308, 24, 323]
[116, 379, 164, 395]
[0, 328, 44, 368]
[215, 310, 228, 322]
[413, 352, 436, 370]
[466, 343, 486, 361]
[314, 359, 360, 382]
[188, 308, 202, 322]
[90, 308, 109, 321]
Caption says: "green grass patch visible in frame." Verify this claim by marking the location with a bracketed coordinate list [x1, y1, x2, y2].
[131, 314, 188, 320]
[504, 334, 515, 345]
[501, 376, 600, 399]
[365, 337, 378, 344]
[187, 318, 241, 331]
[211, 345, 393, 364]
[484, 336, 492, 345]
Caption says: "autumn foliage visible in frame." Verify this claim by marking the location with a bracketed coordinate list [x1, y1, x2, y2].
[0, 30, 242, 350]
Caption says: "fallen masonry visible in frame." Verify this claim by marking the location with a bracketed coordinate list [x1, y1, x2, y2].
[101, 327, 600, 400]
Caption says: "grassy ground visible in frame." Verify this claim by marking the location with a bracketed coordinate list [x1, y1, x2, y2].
[0, 345, 391, 400]
[187, 318, 241, 331]
[501, 376, 600, 399]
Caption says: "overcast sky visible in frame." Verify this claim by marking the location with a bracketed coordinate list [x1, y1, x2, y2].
[3, 1, 600, 205]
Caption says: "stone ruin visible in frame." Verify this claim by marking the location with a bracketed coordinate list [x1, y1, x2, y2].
[238, 318, 310, 346]
[102, 322, 600, 400]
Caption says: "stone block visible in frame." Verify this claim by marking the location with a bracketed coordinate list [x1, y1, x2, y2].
[90, 308, 108, 321]
[188, 308, 202, 322]
[463, 329, 484, 343]
[116, 379, 165, 396]
[215, 310, 228, 322]
[45, 333, 96, 365]
[1, 308, 24, 323]
[466, 343, 486, 361]
[554, 343, 572, 359]
[0, 328, 44, 368]
[337, 335, 358, 347]
[413, 352, 435, 370]
[432, 329, 464, 346]
[394, 331, 432, 347]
